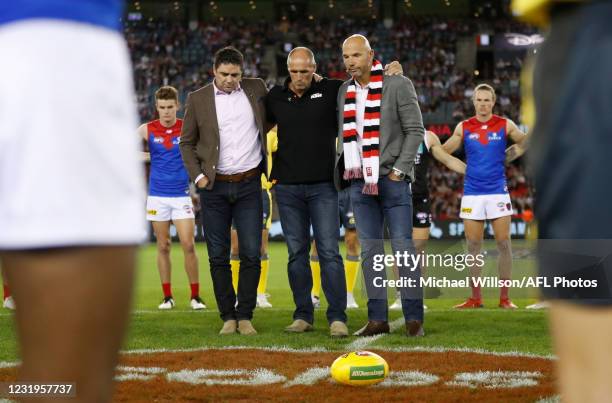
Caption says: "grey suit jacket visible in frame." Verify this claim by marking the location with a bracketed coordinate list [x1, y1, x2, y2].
[334, 75, 425, 190]
[179, 78, 269, 189]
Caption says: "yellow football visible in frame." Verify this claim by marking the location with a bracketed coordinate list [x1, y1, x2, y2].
[330, 351, 389, 386]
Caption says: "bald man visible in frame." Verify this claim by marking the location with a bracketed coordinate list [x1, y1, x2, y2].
[334, 35, 425, 337]
[265, 47, 402, 337]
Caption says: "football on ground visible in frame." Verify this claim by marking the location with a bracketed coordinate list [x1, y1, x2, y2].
[331, 351, 389, 386]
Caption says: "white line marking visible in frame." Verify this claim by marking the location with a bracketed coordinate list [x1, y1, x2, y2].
[0, 362, 19, 369]
[166, 368, 286, 386]
[283, 367, 329, 387]
[116, 366, 166, 374]
[378, 371, 439, 387]
[345, 317, 405, 350]
[446, 370, 542, 389]
[382, 346, 556, 360]
[535, 396, 561, 403]
[0, 344, 555, 370]
[115, 373, 157, 382]
[122, 345, 329, 355]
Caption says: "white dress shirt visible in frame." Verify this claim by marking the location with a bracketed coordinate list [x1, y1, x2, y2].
[196, 82, 262, 183]
[214, 82, 262, 175]
[354, 81, 370, 160]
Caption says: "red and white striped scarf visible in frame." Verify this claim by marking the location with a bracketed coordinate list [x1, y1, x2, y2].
[342, 59, 383, 195]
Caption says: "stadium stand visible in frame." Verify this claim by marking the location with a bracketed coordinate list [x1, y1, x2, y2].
[126, 15, 535, 220]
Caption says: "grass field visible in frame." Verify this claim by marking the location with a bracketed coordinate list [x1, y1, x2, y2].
[0, 240, 552, 363]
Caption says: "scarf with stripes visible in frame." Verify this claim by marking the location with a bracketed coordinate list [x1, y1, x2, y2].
[342, 59, 383, 195]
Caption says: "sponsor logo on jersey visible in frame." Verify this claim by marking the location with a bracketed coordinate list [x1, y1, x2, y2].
[172, 137, 181, 145]
[147, 209, 157, 215]
[488, 131, 502, 141]
[310, 93, 323, 99]
[469, 133, 479, 140]
[153, 137, 164, 144]
[166, 129, 173, 134]
[461, 208, 472, 214]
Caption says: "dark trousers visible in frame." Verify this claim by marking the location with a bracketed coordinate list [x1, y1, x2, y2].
[199, 175, 262, 321]
[275, 181, 347, 325]
[350, 176, 423, 322]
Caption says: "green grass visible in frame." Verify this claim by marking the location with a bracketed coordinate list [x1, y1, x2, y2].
[0, 241, 552, 362]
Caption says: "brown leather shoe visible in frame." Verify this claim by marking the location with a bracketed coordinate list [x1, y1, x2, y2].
[353, 321, 390, 337]
[406, 320, 424, 337]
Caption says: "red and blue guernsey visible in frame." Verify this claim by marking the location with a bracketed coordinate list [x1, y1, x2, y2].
[463, 114, 508, 196]
[0, 0, 123, 31]
[148, 119, 190, 197]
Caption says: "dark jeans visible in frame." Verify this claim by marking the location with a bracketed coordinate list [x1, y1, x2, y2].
[350, 176, 424, 322]
[199, 175, 262, 322]
[275, 181, 347, 325]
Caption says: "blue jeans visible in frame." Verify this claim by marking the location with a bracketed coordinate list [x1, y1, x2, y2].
[199, 175, 262, 322]
[350, 176, 423, 322]
[275, 182, 347, 325]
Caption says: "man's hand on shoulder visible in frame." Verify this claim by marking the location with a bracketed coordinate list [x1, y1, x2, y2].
[384, 61, 403, 76]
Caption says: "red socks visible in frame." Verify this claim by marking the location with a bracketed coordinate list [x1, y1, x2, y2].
[162, 283, 172, 298]
[500, 279, 510, 299]
[162, 283, 200, 299]
[470, 279, 482, 300]
[190, 283, 200, 299]
[3, 284, 10, 299]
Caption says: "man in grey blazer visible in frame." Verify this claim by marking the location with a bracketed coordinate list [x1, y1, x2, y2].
[180, 46, 269, 336]
[335, 35, 425, 337]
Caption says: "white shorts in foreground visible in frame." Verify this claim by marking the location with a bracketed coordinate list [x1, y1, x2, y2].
[0, 20, 145, 248]
[459, 194, 513, 220]
[146, 196, 195, 221]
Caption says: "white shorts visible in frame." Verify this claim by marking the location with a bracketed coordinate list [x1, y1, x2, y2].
[459, 194, 514, 220]
[0, 20, 146, 248]
[146, 196, 195, 221]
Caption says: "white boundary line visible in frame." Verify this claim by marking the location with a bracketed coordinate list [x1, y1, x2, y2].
[122, 344, 555, 359]
[0, 343, 556, 369]
[345, 317, 406, 350]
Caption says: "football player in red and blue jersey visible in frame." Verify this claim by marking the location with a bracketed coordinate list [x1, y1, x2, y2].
[139, 86, 206, 311]
[443, 84, 527, 309]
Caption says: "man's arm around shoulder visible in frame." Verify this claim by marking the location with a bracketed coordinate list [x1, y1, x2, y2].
[392, 76, 425, 179]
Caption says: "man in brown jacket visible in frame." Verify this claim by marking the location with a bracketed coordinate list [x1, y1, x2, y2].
[180, 46, 269, 335]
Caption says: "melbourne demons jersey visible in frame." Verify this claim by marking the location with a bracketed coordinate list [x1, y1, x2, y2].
[147, 119, 190, 197]
[0, 1, 123, 31]
[412, 136, 431, 198]
[463, 115, 508, 196]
